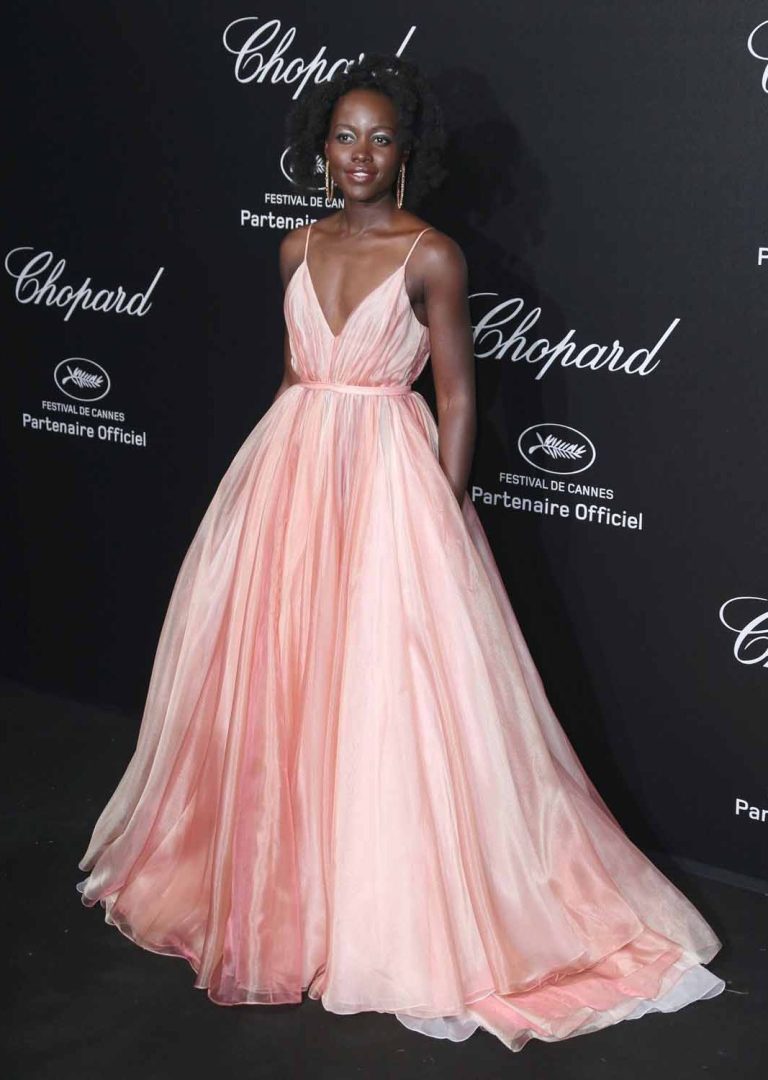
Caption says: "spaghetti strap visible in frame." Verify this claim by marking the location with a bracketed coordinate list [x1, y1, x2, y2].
[303, 222, 313, 260]
[403, 227, 434, 270]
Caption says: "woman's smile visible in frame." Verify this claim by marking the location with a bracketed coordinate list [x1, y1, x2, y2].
[346, 168, 377, 182]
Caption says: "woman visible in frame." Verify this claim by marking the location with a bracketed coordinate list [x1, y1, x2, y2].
[77, 53, 724, 1052]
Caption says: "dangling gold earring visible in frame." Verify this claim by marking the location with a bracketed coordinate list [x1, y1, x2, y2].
[325, 157, 334, 202]
[396, 161, 406, 209]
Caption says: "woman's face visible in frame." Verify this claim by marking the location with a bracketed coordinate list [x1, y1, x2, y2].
[324, 88, 407, 203]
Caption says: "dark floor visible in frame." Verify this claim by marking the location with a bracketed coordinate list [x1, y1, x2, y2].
[3, 674, 767, 1080]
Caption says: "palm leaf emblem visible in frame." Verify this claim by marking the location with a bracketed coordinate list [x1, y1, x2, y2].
[60, 364, 105, 390]
[527, 432, 586, 461]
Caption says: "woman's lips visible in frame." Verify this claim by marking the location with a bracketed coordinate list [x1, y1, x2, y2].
[347, 170, 376, 182]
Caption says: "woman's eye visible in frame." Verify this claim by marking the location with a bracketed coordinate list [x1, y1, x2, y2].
[335, 133, 391, 145]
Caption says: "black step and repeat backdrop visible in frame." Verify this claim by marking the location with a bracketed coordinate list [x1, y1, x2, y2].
[3, 2, 767, 883]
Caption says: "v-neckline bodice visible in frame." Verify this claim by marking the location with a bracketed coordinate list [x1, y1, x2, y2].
[297, 224, 434, 341]
[303, 260, 407, 340]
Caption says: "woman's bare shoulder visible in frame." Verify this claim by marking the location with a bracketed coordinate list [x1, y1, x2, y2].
[279, 222, 313, 288]
[279, 214, 346, 282]
[407, 221, 468, 286]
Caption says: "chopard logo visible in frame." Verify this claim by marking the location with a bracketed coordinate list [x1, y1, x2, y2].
[748, 19, 768, 92]
[473, 294, 680, 382]
[5, 246, 164, 322]
[54, 358, 111, 402]
[222, 17, 416, 99]
[517, 423, 596, 476]
[719, 597, 768, 668]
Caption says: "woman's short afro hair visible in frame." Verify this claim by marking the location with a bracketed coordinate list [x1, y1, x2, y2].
[284, 52, 447, 209]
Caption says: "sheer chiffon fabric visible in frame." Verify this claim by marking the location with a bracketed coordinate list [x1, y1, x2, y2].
[77, 225, 723, 1050]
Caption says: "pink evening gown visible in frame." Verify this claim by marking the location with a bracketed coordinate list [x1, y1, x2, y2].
[76, 224, 724, 1051]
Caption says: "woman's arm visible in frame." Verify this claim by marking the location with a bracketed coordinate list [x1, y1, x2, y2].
[272, 228, 307, 403]
[419, 233, 476, 505]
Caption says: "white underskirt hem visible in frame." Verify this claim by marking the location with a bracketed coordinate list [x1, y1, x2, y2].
[394, 962, 725, 1045]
